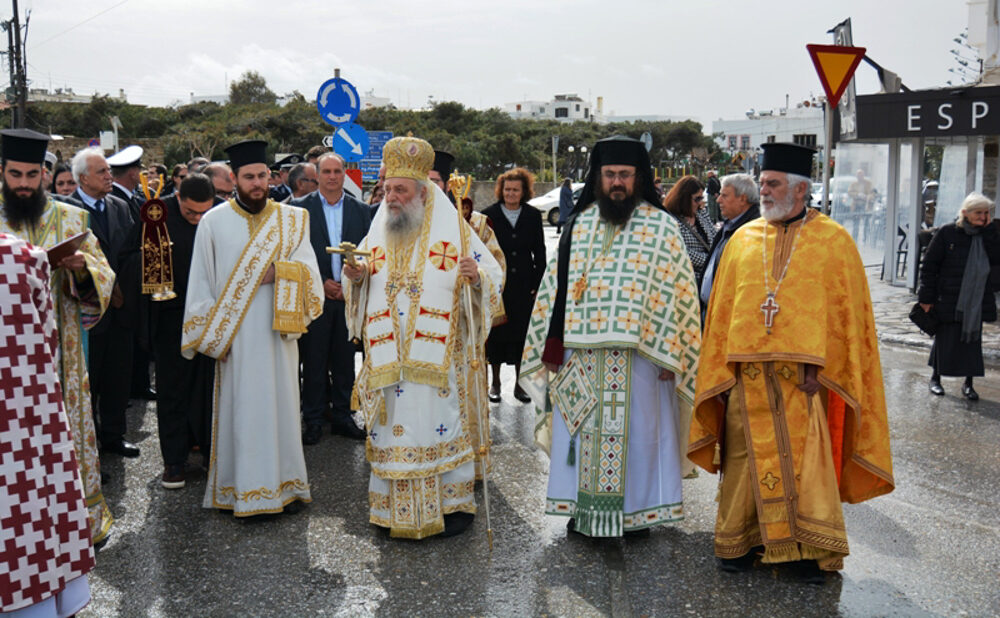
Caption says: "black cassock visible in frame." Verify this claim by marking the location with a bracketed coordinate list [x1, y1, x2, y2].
[140, 195, 215, 466]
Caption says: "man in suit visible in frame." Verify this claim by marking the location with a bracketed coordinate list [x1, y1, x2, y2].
[699, 173, 760, 316]
[269, 153, 302, 202]
[292, 152, 371, 443]
[72, 146, 141, 458]
[108, 145, 156, 401]
[286, 162, 318, 201]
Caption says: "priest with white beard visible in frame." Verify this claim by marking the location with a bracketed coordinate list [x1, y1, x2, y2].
[343, 136, 503, 539]
[182, 139, 323, 517]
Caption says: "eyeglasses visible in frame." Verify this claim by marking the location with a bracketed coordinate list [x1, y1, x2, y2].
[602, 170, 636, 181]
[300, 178, 318, 184]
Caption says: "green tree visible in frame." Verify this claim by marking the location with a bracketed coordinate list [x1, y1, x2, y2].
[229, 71, 277, 105]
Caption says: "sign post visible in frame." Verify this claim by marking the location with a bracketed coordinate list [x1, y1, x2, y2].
[806, 44, 866, 214]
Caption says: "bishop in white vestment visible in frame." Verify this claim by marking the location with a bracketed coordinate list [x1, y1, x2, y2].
[182, 140, 323, 517]
[344, 137, 502, 539]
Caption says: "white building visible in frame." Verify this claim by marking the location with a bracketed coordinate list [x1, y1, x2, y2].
[505, 93, 591, 122]
[712, 100, 825, 153]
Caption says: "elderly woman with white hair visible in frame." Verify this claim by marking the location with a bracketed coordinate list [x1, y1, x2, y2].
[918, 192, 1000, 399]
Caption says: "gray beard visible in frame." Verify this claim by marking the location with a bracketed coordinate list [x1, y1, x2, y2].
[385, 196, 425, 244]
[761, 193, 796, 222]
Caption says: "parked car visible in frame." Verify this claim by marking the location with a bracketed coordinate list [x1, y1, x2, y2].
[528, 182, 584, 225]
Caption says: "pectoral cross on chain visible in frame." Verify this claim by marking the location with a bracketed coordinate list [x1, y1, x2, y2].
[760, 293, 779, 334]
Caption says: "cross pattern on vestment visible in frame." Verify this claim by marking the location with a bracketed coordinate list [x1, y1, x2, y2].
[626, 252, 650, 271]
[435, 424, 448, 436]
[760, 471, 780, 491]
[473, 251, 482, 263]
[608, 391, 626, 421]
[589, 310, 607, 330]
[394, 385, 404, 398]
[616, 311, 641, 331]
[760, 293, 779, 331]
[621, 281, 643, 301]
[634, 224, 655, 244]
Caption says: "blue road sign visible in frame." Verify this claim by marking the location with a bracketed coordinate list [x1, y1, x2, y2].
[316, 77, 360, 126]
[331, 123, 370, 163]
[359, 130, 394, 182]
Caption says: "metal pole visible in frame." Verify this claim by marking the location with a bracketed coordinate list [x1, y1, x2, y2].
[551, 137, 557, 184]
[822, 100, 833, 215]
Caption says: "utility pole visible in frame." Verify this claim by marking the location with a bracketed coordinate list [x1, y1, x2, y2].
[5, 0, 27, 128]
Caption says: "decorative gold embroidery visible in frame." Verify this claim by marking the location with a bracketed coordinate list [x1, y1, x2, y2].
[743, 363, 761, 380]
[777, 364, 795, 380]
[760, 471, 780, 490]
[218, 478, 309, 503]
[392, 424, 405, 437]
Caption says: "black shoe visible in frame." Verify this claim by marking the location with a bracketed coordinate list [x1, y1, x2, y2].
[102, 438, 140, 458]
[131, 387, 157, 401]
[283, 500, 305, 515]
[331, 419, 366, 440]
[624, 527, 650, 539]
[513, 386, 532, 404]
[962, 384, 979, 401]
[439, 512, 474, 537]
[488, 386, 501, 403]
[566, 518, 584, 536]
[929, 379, 945, 396]
[302, 424, 323, 445]
[794, 560, 827, 585]
[718, 553, 756, 572]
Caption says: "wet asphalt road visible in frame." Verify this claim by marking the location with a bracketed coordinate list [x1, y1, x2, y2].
[81, 341, 1000, 617]
[79, 227, 1000, 617]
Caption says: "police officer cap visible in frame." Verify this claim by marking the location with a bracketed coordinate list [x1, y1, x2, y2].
[106, 144, 144, 169]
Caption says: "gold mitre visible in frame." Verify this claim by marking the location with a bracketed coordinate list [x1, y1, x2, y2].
[382, 136, 434, 181]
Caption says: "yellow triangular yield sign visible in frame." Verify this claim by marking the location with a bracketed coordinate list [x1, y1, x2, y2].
[807, 44, 867, 107]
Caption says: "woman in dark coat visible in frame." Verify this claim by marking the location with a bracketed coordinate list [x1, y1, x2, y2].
[918, 192, 1000, 399]
[484, 168, 546, 403]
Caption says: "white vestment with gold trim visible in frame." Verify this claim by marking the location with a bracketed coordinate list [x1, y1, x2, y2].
[182, 200, 322, 516]
[345, 185, 502, 539]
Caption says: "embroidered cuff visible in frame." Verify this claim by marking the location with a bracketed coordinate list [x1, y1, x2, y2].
[273, 261, 308, 334]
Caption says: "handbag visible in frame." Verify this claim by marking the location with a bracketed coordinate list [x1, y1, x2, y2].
[908, 302, 938, 336]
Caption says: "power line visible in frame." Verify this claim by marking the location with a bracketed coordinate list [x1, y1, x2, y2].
[27, 0, 129, 50]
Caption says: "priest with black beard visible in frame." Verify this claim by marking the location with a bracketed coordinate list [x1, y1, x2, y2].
[520, 135, 702, 537]
[0, 128, 117, 544]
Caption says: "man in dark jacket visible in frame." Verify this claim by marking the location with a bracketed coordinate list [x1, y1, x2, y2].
[292, 152, 372, 443]
[700, 173, 760, 316]
[72, 147, 141, 459]
[144, 173, 217, 488]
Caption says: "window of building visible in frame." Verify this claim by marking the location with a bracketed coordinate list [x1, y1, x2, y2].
[740, 135, 751, 150]
[767, 135, 776, 143]
[575, 104, 580, 112]
[728, 135, 738, 150]
[793, 134, 817, 148]
[584, 108, 589, 119]
[555, 107, 568, 118]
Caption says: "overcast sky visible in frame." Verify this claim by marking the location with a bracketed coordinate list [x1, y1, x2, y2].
[14, 0, 970, 130]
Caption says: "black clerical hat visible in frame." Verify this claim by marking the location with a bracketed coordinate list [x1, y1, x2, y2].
[432, 150, 455, 179]
[225, 140, 268, 171]
[760, 143, 815, 177]
[574, 135, 661, 212]
[1, 128, 50, 164]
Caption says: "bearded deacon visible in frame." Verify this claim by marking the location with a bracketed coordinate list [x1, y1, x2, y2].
[0, 129, 116, 544]
[182, 140, 323, 517]
[690, 143, 893, 581]
[520, 136, 701, 537]
[343, 136, 503, 539]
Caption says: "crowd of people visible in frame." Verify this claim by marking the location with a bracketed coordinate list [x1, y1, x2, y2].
[1, 128, 913, 615]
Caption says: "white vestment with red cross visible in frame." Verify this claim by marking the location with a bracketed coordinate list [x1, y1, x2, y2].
[0, 234, 95, 612]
